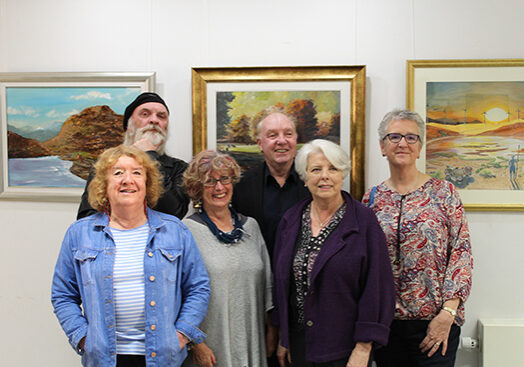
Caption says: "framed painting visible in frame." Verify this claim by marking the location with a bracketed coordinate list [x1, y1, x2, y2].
[407, 59, 524, 211]
[192, 66, 366, 199]
[0, 72, 155, 201]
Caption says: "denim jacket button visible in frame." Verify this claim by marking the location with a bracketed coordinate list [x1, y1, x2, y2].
[148, 251, 153, 257]
[151, 352, 157, 358]
[150, 301, 156, 307]
[149, 275, 155, 282]
[150, 324, 156, 330]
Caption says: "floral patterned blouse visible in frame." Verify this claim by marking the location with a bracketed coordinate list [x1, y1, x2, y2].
[362, 178, 473, 325]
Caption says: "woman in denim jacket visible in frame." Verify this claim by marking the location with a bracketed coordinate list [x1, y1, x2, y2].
[52, 145, 210, 367]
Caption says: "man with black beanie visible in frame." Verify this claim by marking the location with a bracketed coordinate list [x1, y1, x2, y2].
[76, 92, 190, 219]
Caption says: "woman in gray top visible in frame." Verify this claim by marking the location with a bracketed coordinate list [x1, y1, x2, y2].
[182, 150, 273, 367]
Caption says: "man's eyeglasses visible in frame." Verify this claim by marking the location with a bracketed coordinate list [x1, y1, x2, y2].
[203, 176, 235, 187]
[383, 133, 420, 144]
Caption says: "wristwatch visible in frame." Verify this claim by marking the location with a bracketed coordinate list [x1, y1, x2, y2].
[442, 306, 457, 317]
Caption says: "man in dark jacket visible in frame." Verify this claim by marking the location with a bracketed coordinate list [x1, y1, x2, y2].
[77, 92, 189, 219]
[232, 106, 310, 257]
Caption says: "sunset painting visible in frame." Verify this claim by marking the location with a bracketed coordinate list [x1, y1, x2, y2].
[425, 81, 524, 190]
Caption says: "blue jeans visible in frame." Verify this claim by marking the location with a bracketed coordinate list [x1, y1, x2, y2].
[374, 320, 460, 367]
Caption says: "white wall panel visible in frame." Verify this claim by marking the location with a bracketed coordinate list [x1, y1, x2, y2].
[412, 0, 524, 59]
[4, 0, 151, 71]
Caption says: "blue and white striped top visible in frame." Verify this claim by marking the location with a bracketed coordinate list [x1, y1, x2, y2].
[111, 223, 149, 355]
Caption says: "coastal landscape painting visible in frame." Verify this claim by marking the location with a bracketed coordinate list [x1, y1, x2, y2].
[0, 72, 155, 200]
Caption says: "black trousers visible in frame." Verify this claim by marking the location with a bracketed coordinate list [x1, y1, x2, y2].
[116, 354, 146, 367]
[374, 320, 461, 367]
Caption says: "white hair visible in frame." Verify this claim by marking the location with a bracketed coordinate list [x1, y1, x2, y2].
[295, 139, 350, 181]
[123, 117, 168, 155]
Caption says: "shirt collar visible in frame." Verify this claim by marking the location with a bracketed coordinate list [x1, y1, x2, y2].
[263, 161, 299, 186]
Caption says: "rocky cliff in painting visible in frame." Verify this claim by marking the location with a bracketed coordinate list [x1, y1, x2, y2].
[8, 105, 124, 180]
[8, 131, 51, 158]
[43, 105, 124, 154]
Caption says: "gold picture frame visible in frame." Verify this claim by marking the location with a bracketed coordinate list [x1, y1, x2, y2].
[407, 59, 524, 211]
[192, 66, 366, 199]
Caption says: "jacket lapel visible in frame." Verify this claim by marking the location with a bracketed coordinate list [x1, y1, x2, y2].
[309, 193, 359, 286]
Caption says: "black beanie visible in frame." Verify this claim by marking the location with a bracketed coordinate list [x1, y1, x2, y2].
[123, 92, 169, 131]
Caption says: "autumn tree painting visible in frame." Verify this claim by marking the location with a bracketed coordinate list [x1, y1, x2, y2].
[215, 90, 341, 170]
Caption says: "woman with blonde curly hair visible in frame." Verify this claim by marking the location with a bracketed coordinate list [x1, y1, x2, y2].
[182, 150, 273, 367]
[52, 145, 210, 367]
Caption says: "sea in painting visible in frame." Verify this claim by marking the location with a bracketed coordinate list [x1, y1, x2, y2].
[425, 81, 524, 190]
[6, 87, 141, 188]
[216, 90, 341, 171]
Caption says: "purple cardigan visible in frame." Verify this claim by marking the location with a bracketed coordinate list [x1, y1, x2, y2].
[271, 191, 395, 363]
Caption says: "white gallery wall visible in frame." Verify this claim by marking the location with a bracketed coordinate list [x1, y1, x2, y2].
[1, 0, 523, 366]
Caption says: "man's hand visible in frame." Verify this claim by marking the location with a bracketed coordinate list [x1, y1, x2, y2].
[190, 342, 217, 367]
[133, 137, 160, 152]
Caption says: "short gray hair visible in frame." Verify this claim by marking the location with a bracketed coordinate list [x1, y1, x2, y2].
[255, 105, 297, 138]
[295, 139, 350, 181]
[378, 109, 425, 145]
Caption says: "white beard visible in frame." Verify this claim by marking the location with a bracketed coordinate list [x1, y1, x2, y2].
[124, 119, 168, 155]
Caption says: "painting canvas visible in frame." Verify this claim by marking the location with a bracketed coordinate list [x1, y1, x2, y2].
[214, 90, 341, 171]
[426, 81, 524, 190]
[407, 59, 524, 210]
[192, 66, 366, 199]
[1, 72, 155, 200]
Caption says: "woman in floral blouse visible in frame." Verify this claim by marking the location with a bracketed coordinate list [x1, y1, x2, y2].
[362, 109, 473, 367]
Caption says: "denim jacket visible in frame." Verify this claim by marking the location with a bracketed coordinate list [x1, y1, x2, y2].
[51, 208, 210, 367]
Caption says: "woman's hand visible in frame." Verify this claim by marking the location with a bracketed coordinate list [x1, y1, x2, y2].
[190, 342, 217, 367]
[276, 343, 291, 367]
[420, 299, 460, 357]
[266, 323, 278, 357]
[346, 342, 371, 367]
[177, 331, 190, 350]
[419, 310, 455, 357]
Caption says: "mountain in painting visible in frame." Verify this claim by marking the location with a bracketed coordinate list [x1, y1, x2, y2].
[8, 131, 51, 158]
[7, 120, 63, 142]
[43, 105, 124, 155]
[42, 105, 125, 179]
[7, 105, 124, 180]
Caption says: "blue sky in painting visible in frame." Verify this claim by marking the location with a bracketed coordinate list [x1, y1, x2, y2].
[6, 87, 141, 129]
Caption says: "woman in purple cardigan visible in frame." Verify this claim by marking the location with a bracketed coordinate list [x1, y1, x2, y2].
[272, 139, 395, 367]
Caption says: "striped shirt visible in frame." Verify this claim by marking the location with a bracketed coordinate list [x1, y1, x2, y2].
[111, 223, 149, 355]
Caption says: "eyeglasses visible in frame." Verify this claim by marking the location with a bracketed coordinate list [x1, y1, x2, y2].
[384, 133, 420, 144]
[203, 175, 234, 187]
